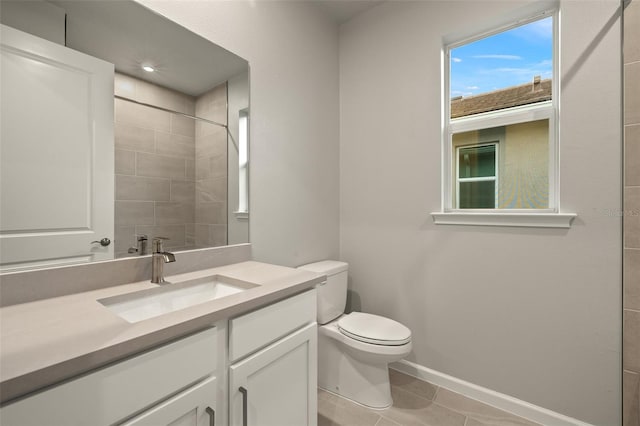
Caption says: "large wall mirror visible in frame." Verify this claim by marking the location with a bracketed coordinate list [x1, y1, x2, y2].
[0, 0, 249, 272]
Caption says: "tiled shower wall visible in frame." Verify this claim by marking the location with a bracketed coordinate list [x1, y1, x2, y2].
[113, 74, 228, 257]
[195, 84, 229, 248]
[114, 74, 197, 257]
[624, 1, 640, 425]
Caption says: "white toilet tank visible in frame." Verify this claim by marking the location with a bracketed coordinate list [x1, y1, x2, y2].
[297, 260, 348, 325]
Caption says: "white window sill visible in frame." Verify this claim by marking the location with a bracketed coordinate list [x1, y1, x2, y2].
[234, 211, 249, 220]
[431, 211, 576, 228]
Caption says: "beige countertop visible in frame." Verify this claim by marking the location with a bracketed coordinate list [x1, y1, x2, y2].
[0, 261, 323, 404]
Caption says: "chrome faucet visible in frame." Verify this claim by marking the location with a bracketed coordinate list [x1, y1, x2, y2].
[127, 234, 148, 255]
[151, 237, 176, 284]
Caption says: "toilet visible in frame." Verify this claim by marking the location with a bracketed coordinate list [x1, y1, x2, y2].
[297, 260, 412, 409]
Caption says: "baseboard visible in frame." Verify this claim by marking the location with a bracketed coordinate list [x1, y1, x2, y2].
[390, 360, 595, 426]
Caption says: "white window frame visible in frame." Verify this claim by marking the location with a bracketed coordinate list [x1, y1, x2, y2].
[432, 8, 576, 228]
[235, 109, 249, 218]
[456, 142, 498, 209]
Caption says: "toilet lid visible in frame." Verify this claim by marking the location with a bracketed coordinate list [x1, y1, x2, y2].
[337, 312, 411, 346]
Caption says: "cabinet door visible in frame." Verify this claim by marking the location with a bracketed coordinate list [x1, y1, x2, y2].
[229, 323, 317, 426]
[122, 376, 217, 426]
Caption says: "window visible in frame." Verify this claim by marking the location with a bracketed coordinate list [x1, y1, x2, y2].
[456, 143, 498, 208]
[237, 109, 249, 216]
[433, 10, 575, 227]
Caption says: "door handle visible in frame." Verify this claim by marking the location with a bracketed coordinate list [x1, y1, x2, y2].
[205, 406, 215, 426]
[239, 386, 248, 426]
[91, 237, 111, 247]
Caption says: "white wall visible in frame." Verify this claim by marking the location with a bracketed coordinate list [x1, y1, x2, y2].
[0, 0, 66, 45]
[138, 0, 341, 267]
[339, 1, 621, 425]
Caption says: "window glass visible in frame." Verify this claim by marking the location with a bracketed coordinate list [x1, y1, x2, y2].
[458, 145, 496, 178]
[450, 16, 553, 118]
[238, 110, 249, 213]
[459, 181, 496, 209]
[452, 120, 549, 209]
[444, 13, 556, 212]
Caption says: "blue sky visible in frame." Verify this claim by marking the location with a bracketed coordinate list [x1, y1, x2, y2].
[450, 17, 553, 98]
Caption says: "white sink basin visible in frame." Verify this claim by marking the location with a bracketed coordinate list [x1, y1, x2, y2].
[98, 275, 257, 323]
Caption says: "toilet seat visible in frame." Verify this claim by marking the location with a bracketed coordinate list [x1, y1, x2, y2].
[337, 312, 411, 346]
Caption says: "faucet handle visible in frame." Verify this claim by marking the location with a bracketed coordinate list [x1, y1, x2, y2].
[152, 237, 169, 253]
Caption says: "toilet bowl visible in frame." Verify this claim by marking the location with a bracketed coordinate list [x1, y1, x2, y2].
[319, 313, 412, 408]
[297, 260, 412, 409]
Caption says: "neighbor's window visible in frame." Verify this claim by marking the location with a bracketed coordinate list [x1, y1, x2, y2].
[445, 13, 557, 211]
[457, 143, 497, 208]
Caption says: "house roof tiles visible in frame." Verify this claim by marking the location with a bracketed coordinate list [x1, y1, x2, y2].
[451, 77, 552, 118]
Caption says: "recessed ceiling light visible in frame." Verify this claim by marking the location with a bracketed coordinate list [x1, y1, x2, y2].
[142, 65, 155, 73]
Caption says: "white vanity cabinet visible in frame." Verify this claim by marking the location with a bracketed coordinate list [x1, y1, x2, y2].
[122, 376, 217, 426]
[0, 288, 319, 426]
[228, 290, 317, 426]
[0, 327, 218, 426]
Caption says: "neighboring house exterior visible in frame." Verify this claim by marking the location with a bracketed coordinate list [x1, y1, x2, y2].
[451, 77, 551, 209]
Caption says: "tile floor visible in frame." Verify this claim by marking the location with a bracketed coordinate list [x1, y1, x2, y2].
[318, 369, 542, 426]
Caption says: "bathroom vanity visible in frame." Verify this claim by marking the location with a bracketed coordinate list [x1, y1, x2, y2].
[0, 256, 322, 426]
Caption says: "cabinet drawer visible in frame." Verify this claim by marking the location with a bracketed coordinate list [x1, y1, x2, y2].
[0, 327, 217, 426]
[229, 290, 316, 362]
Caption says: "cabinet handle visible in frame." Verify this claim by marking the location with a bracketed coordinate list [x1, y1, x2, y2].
[205, 406, 215, 426]
[239, 386, 248, 426]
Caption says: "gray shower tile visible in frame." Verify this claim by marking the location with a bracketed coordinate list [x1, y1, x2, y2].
[186, 160, 196, 180]
[155, 202, 195, 225]
[172, 114, 196, 138]
[196, 83, 227, 124]
[196, 178, 227, 203]
[196, 202, 226, 225]
[626, 62, 640, 125]
[196, 128, 227, 159]
[115, 201, 154, 226]
[156, 132, 196, 159]
[115, 99, 171, 132]
[625, 0, 640, 64]
[135, 79, 195, 116]
[623, 370, 640, 426]
[626, 125, 640, 186]
[137, 152, 186, 179]
[115, 122, 155, 153]
[114, 226, 135, 254]
[625, 249, 640, 310]
[115, 149, 135, 175]
[171, 180, 196, 204]
[195, 224, 212, 248]
[196, 155, 227, 180]
[624, 310, 640, 373]
[209, 225, 228, 247]
[625, 187, 640, 249]
[115, 175, 170, 201]
[185, 223, 196, 247]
